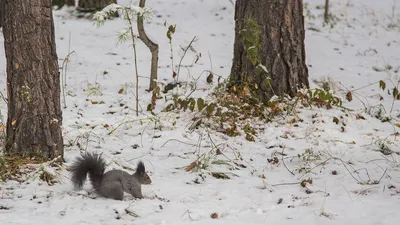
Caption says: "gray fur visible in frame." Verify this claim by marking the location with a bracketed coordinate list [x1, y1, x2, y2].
[70, 152, 146, 200]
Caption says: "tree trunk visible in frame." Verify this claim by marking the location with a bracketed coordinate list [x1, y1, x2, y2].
[52, 0, 75, 9]
[0, 0, 4, 28]
[66, 0, 75, 6]
[138, 0, 158, 91]
[52, 0, 66, 9]
[77, 0, 116, 12]
[230, 0, 309, 102]
[324, 0, 330, 23]
[3, 0, 64, 159]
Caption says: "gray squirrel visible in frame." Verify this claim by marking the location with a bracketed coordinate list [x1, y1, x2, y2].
[70, 152, 152, 200]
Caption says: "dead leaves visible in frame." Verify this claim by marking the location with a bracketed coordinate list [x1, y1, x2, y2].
[346, 91, 353, 102]
[211, 172, 230, 180]
[185, 161, 200, 172]
[86, 99, 105, 105]
[379, 80, 386, 90]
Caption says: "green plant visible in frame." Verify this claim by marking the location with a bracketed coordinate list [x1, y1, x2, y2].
[297, 88, 343, 109]
[185, 148, 231, 172]
[85, 82, 103, 97]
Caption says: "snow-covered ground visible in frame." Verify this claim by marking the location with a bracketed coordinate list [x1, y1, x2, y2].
[1, 0, 400, 224]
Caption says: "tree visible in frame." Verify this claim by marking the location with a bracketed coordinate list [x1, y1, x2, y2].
[66, 0, 75, 6]
[2, 0, 64, 159]
[137, 0, 158, 91]
[77, 0, 116, 12]
[52, 0, 75, 9]
[0, 0, 4, 28]
[230, 0, 309, 102]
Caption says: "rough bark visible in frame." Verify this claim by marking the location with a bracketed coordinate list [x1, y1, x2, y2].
[0, 0, 4, 28]
[138, 0, 159, 91]
[230, 0, 309, 102]
[3, 0, 64, 159]
[77, 0, 116, 12]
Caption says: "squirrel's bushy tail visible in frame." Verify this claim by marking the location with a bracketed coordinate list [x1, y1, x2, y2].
[70, 152, 106, 191]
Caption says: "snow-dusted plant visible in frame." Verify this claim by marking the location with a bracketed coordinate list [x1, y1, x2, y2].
[92, 3, 153, 116]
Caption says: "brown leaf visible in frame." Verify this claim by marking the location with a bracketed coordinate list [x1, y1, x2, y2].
[91, 100, 105, 104]
[185, 161, 198, 172]
[346, 91, 353, 102]
[356, 114, 366, 120]
[379, 80, 386, 90]
[206, 73, 213, 84]
[333, 117, 339, 124]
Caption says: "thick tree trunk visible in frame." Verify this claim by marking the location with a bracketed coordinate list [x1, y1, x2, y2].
[52, 0, 75, 9]
[230, 0, 309, 102]
[3, 0, 64, 159]
[77, 0, 116, 12]
[0, 0, 4, 28]
[66, 0, 75, 6]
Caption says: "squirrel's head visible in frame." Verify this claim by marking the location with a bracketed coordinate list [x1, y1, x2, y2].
[140, 172, 152, 185]
[136, 161, 152, 185]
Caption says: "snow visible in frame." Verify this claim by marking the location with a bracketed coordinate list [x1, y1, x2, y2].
[0, 0, 400, 224]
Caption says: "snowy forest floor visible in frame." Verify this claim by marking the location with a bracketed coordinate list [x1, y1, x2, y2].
[1, 0, 400, 224]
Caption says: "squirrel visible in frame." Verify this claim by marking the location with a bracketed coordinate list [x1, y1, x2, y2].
[70, 152, 152, 200]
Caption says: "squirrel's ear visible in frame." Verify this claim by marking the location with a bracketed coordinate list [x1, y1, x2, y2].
[137, 161, 145, 175]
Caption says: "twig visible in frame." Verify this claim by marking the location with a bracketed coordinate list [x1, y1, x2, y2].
[208, 51, 213, 71]
[271, 182, 300, 187]
[61, 49, 75, 108]
[280, 145, 295, 175]
[125, 11, 140, 116]
[377, 168, 388, 183]
[160, 138, 201, 148]
[126, 152, 150, 162]
[181, 209, 193, 220]
[0, 91, 7, 104]
[176, 36, 197, 81]
[125, 208, 139, 217]
[338, 158, 363, 184]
